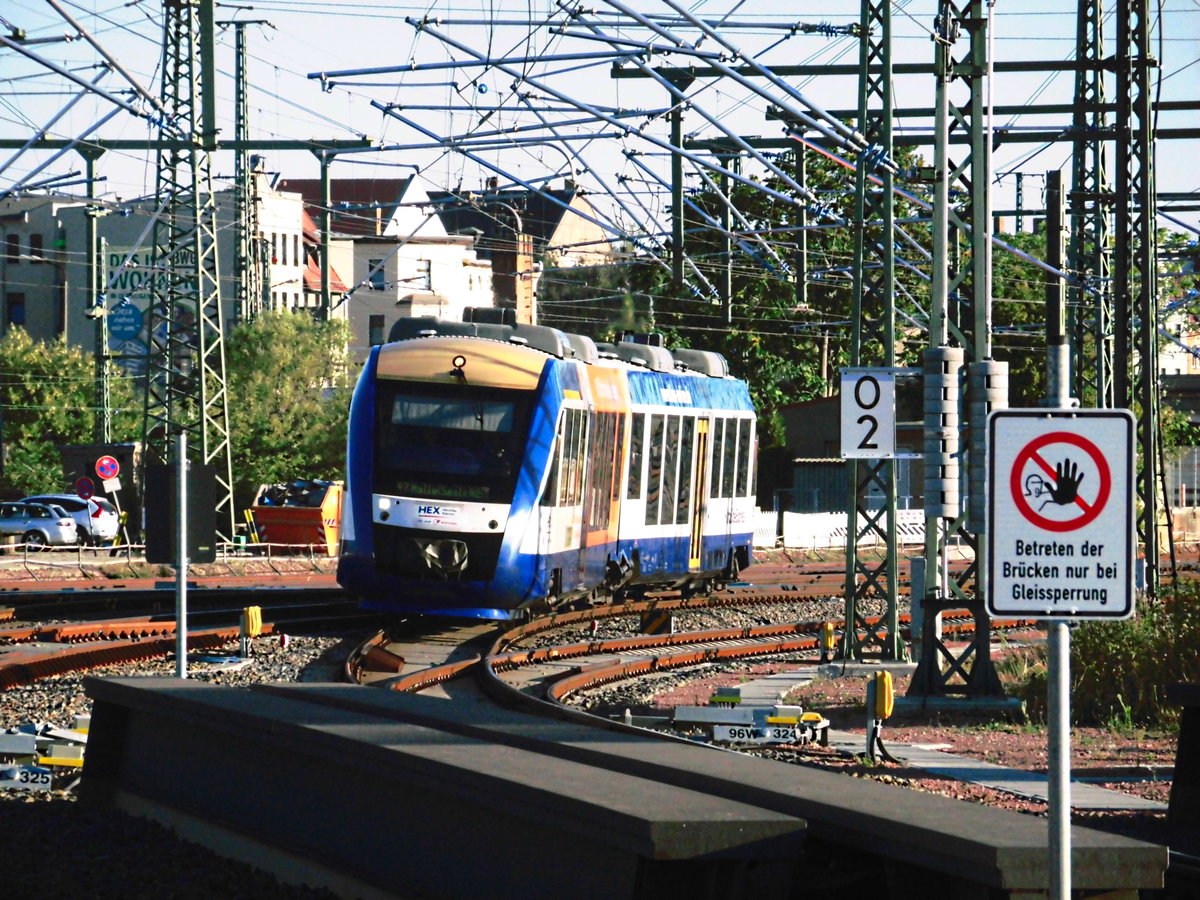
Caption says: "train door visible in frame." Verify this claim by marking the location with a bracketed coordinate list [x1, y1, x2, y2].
[688, 418, 709, 568]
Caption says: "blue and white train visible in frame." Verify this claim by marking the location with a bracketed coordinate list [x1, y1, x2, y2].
[337, 312, 757, 619]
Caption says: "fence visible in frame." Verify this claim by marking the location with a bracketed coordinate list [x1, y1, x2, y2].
[0, 539, 337, 580]
[776, 509, 931, 552]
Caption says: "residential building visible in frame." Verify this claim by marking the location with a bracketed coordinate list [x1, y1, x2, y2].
[0, 194, 78, 338]
[274, 177, 496, 359]
[0, 181, 352, 366]
[348, 232, 493, 359]
[427, 180, 613, 269]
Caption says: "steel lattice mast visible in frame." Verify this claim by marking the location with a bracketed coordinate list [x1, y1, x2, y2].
[1115, 0, 1161, 592]
[842, 0, 903, 661]
[909, 0, 1006, 699]
[226, 19, 268, 325]
[1068, 0, 1114, 411]
[142, 0, 235, 541]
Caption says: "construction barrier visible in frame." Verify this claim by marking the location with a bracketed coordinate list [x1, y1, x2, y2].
[248, 480, 342, 557]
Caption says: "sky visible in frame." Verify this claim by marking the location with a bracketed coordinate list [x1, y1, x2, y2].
[2, 1, 1198, 261]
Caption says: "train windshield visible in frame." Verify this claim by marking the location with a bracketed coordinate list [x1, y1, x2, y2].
[374, 382, 533, 503]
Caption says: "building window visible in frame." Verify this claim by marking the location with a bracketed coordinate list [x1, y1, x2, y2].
[4, 235, 18, 263]
[369, 315, 385, 346]
[271, 233, 278, 264]
[28, 234, 42, 263]
[6, 293, 25, 326]
[293, 235, 300, 265]
[417, 259, 432, 291]
[368, 258, 385, 291]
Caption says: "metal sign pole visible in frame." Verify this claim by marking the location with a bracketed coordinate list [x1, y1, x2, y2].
[175, 433, 188, 679]
[1045, 170, 1071, 900]
[1048, 620, 1069, 899]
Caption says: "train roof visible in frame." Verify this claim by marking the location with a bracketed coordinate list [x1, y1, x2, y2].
[386, 313, 732, 378]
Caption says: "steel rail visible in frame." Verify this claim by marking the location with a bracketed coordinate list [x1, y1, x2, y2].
[0, 603, 381, 689]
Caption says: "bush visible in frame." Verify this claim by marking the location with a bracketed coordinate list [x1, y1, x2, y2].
[1001, 584, 1200, 729]
[1069, 586, 1200, 728]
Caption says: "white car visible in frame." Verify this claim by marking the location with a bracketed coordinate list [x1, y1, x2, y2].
[0, 502, 78, 548]
[21, 494, 120, 545]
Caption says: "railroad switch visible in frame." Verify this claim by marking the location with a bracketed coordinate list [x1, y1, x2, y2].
[682, 702, 830, 747]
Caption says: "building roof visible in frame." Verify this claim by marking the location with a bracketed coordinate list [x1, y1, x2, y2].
[278, 177, 414, 237]
[302, 252, 348, 293]
[426, 185, 595, 259]
[300, 208, 348, 292]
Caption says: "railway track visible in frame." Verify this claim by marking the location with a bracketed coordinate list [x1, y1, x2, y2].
[351, 592, 1035, 711]
[0, 586, 379, 689]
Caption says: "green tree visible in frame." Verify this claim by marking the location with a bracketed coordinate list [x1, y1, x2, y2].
[0, 329, 138, 495]
[224, 311, 354, 510]
[648, 148, 929, 440]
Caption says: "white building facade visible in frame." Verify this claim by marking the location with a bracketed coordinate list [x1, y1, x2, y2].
[349, 233, 493, 359]
[0, 181, 494, 369]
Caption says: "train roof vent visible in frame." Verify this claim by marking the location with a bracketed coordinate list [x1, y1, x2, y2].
[475, 323, 516, 342]
[594, 342, 620, 360]
[613, 341, 673, 372]
[513, 323, 570, 358]
[565, 333, 599, 364]
[619, 331, 665, 347]
[463, 306, 517, 326]
[387, 317, 451, 342]
[671, 348, 730, 377]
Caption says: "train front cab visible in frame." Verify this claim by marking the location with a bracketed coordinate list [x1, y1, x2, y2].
[340, 336, 553, 618]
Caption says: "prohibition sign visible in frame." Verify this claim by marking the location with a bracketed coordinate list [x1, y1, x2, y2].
[95, 455, 120, 480]
[1010, 431, 1111, 533]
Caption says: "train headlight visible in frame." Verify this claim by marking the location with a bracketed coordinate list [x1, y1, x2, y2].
[452, 354, 466, 371]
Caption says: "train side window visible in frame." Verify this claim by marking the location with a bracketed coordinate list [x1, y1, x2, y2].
[544, 408, 586, 508]
[709, 418, 724, 499]
[736, 418, 752, 496]
[561, 408, 587, 507]
[561, 410, 576, 506]
[662, 415, 679, 525]
[721, 417, 737, 498]
[542, 413, 565, 507]
[677, 416, 694, 524]
[611, 413, 626, 506]
[645, 414, 665, 525]
[626, 413, 644, 500]
[583, 413, 597, 524]
[585, 411, 618, 530]
[750, 423, 759, 497]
